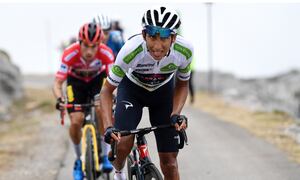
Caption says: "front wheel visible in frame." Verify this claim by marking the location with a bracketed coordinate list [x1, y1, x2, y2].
[127, 154, 134, 180]
[143, 164, 163, 180]
[85, 128, 97, 180]
[127, 154, 143, 180]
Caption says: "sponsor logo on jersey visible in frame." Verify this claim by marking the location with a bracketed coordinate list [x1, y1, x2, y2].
[160, 63, 178, 72]
[136, 63, 155, 68]
[122, 100, 133, 110]
[111, 65, 125, 78]
[64, 50, 79, 62]
[90, 59, 102, 67]
[67, 85, 74, 102]
[59, 63, 68, 73]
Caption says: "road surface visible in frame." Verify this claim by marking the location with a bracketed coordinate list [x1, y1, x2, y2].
[56, 107, 300, 180]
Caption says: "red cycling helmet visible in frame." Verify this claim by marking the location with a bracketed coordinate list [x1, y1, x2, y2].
[78, 23, 102, 45]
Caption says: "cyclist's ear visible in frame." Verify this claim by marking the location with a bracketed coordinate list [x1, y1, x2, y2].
[171, 34, 177, 43]
[142, 30, 147, 40]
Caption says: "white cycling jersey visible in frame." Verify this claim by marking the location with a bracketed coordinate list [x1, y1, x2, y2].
[107, 34, 194, 91]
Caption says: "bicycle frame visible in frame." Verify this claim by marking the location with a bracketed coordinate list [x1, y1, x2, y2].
[129, 135, 156, 180]
[60, 102, 101, 176]
[110, 124, 174, 180]
[81, 123, 100, 172]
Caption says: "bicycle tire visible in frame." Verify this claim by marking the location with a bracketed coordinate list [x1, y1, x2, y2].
[127, 154, 144, 180]
[85, 128, 97, 180]
[143, 164, 163, 180]
[101, 172, 111, 180]
[127, 154, 134, 179]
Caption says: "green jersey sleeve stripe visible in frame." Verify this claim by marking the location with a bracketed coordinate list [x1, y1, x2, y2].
[178, 62, 191, 73]
[111, 65, 125, 78]
[174, 43, 192, 60]
[123, 45, 143, 64]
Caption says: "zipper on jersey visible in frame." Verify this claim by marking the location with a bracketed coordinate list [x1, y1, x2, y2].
[154, 61, 160, 74]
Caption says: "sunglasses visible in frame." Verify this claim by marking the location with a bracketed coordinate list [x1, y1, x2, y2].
[144, 26, 174, 38]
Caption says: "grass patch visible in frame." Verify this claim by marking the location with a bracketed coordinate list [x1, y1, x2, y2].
[191, 91, 300, 163]
[0, 88, 55, 170]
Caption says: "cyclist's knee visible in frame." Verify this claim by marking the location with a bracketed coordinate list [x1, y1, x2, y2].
[158, 152, 178, 170]
[69, 112, 84, 126]
[159, 155, 179, 180]
[160, 159, 178, 170]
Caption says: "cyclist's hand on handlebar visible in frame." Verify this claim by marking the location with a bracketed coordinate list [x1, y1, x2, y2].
[171, 114, 188, 131]
[55, 97, 65, 111]
[104, 127, 121, 144]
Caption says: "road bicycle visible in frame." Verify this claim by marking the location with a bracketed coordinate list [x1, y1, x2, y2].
[109, 123, 188, 180]
[60, 98, 111, 180]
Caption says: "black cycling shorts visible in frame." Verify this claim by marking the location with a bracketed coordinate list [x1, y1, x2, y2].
[66, 73, 105, 113]
[114, 76, 178, 153]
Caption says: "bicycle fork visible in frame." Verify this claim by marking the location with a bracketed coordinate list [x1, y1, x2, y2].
[130, 135, 151, 180]
[136, 135, 150, 161]
[81, 124, 100, 172]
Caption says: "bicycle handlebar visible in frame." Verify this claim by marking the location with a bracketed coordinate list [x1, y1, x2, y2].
[64, 103, 99, 108]
[58, 103, 99, 126]
[119, 124, 172, 137]
[108, 124, 174, 162]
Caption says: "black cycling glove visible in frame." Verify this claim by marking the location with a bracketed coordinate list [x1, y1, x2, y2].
[55, 97, 65, 110]
[104, 127, 120, 144]
[170, 114, 188, 128]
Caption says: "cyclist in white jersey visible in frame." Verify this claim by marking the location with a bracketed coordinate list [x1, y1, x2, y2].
[99, 6, 193, 180]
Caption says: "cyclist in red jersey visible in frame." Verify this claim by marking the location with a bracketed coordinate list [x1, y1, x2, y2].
[53, 22, 114, 180]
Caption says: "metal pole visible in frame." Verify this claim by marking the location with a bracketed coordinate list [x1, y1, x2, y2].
[206, 2, 213, 92]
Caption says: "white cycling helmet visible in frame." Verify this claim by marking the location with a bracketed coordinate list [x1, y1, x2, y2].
[142, 6, 181, 32]
[93, 13, 112, 31]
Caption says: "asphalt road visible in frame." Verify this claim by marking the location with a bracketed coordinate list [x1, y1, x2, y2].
[56, 106, 300, 180]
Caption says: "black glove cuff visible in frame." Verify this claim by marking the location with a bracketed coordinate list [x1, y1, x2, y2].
[104, 126, 115, 144]
[170, 114, 180, 125]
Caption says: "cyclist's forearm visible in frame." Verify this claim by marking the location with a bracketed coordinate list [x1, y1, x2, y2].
[172, 80, 188, 115]
[53, 78, 64, 99]
[100, 82, 116, 129]
[100, 92, 113, 128]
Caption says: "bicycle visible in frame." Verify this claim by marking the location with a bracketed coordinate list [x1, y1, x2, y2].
[60, 97, 111, 180]
[109, 123, 188, 180]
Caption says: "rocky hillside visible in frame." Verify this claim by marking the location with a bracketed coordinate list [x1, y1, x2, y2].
[193, 69, 300, 118]
[0, 49, 23, 120]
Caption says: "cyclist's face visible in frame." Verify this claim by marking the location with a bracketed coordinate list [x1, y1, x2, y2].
[80, 42, 99, 61]
[143, 32, 176, 60]
[102, 30, 110, 43]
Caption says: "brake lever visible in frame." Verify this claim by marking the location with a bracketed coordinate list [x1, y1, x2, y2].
[181, 129, 188, 145]
[60, 109, 65, 126]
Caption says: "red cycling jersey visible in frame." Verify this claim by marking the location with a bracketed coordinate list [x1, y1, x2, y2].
[56, 42, 114, 82]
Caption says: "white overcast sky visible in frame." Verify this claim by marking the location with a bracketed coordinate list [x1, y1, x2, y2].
[0, 1, 300, 78]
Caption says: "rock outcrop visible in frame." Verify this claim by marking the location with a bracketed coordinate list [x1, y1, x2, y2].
[0, 49, 23, 120]
[193, 69, 300, 117]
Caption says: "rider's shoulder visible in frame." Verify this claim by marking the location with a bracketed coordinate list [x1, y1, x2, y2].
[118, 34, 144, 59]
[99, 43, 113, 52]
[99, 43, 114, 61]
[172, 35, 194, 60]
[62, 42, 80, 62]
[64, 42, 80, 51]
